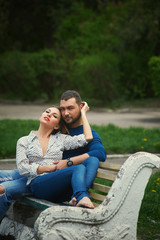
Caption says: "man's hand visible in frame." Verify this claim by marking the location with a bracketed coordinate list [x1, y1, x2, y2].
[53, 160, 68, 170]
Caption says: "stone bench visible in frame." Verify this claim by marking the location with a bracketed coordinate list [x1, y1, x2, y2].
[1, 152, 160, 240]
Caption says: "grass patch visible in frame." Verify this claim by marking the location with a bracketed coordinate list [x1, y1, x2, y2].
[138, 172, 160, 239]
[0, 120, 160, 158]
[93, 124, 160, 154]
[0, 119, 39, 158]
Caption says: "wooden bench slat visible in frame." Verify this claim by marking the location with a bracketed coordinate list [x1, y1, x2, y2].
[96, 171, 117, 181]
[93, 202, 99, 207]
[89, 192, 106, 202]
[92, 182, 110, 193]
[99, 162, 121, 172]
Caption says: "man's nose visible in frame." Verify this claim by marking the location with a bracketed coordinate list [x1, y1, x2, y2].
[64, 110, 69, 116]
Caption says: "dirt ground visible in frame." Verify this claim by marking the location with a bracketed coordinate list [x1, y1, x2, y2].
[0, 103, 160, 128]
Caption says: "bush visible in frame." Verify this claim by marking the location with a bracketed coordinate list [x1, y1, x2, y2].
[0, 50, 67, 101]
[0, 51, 38, 100]
[70, 52, 120, 105]
[148, 56, 160, 98]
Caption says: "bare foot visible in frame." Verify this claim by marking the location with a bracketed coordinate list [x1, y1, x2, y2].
[0, 185, 5, 194]
[76, 197, 94, 209]
[69, 197, 77, 206]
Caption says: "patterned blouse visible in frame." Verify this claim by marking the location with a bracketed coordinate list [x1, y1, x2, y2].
[16, 131, 88, 184]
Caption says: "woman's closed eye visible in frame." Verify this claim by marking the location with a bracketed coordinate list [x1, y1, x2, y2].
[53, 114, 58, 118]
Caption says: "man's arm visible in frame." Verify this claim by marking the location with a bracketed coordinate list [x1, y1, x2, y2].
[54, 130, 106, 170]
[87, 131, 106, 162]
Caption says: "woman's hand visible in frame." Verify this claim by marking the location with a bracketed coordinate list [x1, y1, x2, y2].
[80, 101, 93, 142]
[37, 164, 57, 175]
[81, 102, 90, 114]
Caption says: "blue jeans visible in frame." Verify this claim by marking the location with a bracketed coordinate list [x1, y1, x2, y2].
[0, 170, 31, 221]
[81, 156, 99, 189]
[0, 156, 99, 221]
[29, 165, 89, 203]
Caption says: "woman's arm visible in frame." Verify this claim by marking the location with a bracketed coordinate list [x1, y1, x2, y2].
[16, 137, 56, 176]
[53, 153, 89, 170]
[81, 102, 93, 142]
[37, 165, 57, 174]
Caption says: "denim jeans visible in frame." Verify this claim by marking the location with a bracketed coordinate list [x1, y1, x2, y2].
[0, 156, 99, 221]
[29, 164, 89, 203]
[81, 156, 99, 189]
[0, 170, 31, 221]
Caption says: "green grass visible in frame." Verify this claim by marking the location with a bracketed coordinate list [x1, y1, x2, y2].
[138, 172, 160, 239]
[0, 120, 160, 159]
[0, 119, 39, 158]
[93, 124, 160, 154]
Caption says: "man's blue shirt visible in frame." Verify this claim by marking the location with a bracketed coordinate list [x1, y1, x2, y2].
[63, 125, 106, 162]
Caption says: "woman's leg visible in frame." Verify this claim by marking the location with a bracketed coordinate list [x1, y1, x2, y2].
[81, 156, 99, 189]
[29, 165, 94, 208]
[0, 176, 30, 221]
[0, 169, 22, 184]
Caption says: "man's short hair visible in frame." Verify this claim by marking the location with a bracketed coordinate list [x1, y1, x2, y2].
[61, 90, 82, 105]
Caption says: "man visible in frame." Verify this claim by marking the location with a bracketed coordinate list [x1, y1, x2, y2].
[0, 90, 106, 220]
[54, 90, 106, 190]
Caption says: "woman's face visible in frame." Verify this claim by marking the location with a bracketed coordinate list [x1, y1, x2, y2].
[40, 107, 61, 130]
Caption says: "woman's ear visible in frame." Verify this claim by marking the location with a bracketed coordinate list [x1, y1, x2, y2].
[54, 124, 60, 130]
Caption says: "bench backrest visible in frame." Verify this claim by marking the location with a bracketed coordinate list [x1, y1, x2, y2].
[89, 162, 121, 207]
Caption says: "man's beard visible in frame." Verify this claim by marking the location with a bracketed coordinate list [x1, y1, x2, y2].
[65, 111, 81, 127]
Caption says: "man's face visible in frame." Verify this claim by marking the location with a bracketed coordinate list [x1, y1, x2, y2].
[60, 97, 81, 126]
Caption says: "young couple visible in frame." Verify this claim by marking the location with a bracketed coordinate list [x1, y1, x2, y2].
[0, 90, 106, 221]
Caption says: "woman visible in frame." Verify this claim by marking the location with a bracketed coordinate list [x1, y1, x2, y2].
[0, 102, 95, 221]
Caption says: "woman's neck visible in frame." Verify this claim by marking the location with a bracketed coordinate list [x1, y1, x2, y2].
[36, 125, 52, 139]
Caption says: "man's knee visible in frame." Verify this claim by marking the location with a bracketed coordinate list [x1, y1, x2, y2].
[0, 185, 5, 194]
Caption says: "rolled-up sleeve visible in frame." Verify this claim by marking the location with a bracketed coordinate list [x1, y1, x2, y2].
[62, 134, 88, 151]
[16, 137, 39, 178]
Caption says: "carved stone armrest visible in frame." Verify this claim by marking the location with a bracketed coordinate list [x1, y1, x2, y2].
[34, 152, 160, 240]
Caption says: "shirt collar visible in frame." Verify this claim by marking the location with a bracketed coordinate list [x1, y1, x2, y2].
[28, 131, 38, 142]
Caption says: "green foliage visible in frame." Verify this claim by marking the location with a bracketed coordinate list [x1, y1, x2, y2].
[0, 0, 160, 104]
[0, 50, 67, 101]
[148, 56, 160, 97]
[70, 52, 120, 105]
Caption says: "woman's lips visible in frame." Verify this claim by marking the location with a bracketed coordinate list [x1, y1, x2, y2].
[44, 117, 50, 121]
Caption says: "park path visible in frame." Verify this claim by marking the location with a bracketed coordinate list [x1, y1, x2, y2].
[0, 103, 160, 128]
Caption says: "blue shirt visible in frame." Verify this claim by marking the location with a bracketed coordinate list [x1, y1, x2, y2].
[63, 125, 106, 162]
